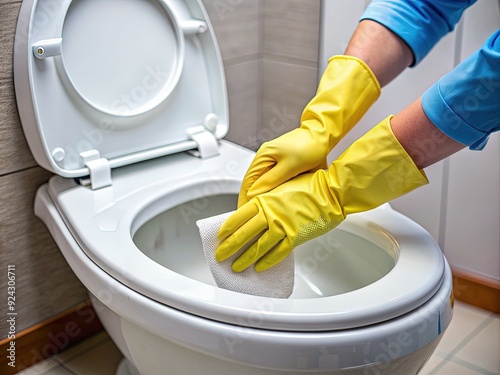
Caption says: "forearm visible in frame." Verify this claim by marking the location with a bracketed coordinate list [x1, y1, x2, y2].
[350, 0, 477, 85]
[359, 0, 476, 67]
[344, 20, 413, 87]
[390, 98, 465, 169]
[340, 21, 455, 168]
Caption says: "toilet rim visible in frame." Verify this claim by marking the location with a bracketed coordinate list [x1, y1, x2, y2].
[36, 183, 454, 370]
[67, 174, 446, 332]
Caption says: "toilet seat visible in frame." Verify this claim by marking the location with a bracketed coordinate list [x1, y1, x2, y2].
[16, 0, 445, 333]
[45, 142, 445, 332]
[15, 0, 228, 185]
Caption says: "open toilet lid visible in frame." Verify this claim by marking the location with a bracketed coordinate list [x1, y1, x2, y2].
[14, 0, 228, 179]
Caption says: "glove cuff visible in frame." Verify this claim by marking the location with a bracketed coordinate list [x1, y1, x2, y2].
[300, 55, 381, 151]
[327, 115, 428, 215]
[326, 55, 381, 94]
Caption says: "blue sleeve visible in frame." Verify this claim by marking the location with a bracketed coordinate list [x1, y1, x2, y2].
[421, 30, 500, 150]
[361, 0, 477, 65]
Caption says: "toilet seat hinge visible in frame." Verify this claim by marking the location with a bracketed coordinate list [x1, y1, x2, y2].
[187, 125, 219, 159]
[80, 150, 112, 190]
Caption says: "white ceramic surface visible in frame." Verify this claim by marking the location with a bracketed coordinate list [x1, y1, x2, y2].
[15, 0, 454, 373]
[14, 0, 228, 177]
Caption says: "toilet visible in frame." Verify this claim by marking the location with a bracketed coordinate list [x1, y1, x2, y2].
[14, 0, 453, 374]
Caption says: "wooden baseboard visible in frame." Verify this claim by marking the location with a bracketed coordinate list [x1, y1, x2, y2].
[452, 267, 500, 313]
[0, 300, 103, 375]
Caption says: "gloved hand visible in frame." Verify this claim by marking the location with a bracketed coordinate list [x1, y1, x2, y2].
[217, 116, 429, 272]
[238, 55, 381, 207]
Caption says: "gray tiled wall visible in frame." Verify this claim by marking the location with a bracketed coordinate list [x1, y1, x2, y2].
[204, 0, 262, 150]
[0, 0, 320, 338]
[261, 0, 320, 143]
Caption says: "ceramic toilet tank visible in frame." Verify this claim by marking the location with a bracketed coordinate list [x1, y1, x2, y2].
[13, 0, 454, 373]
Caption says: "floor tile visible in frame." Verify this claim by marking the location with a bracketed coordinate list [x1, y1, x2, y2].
[44, 367, 75, 375]
[54, 331, 110, 364]
[432, 360, 488, 375]
[16, 359, 60, 375]
[418, 353, 445, 374]
[435, 301, 491, 355]
[454, 317, 500, 374]
[61, 340, 122, 375]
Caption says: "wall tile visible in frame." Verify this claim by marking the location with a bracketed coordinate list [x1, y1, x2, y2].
[263, 0, 320, 62]
[224, 60, 260, 150]
[0, 80, 37, 175]
[445, 134, 500, 280]
[318, 0, 366, 70]
[260, 60, 317, 144]
[0, 2, 20, 81]
[202, 0, 260, 62]
[0, 0, 21, 5]
[0, 2, 37, 175]
[0, 167, 88, 336]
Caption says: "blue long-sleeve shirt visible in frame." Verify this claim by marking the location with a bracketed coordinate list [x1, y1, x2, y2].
[361, 0, 500, 150]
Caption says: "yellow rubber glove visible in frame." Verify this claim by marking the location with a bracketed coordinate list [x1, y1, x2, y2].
[238, 56, 381, 207]
[217, 116, 429, 272]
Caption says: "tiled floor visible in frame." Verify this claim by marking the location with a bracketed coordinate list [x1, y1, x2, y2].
[18, 301, 499, 375]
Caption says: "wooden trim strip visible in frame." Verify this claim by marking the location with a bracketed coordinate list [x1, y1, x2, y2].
[452, 267, 500, 314]
[0, 300, 103, 375]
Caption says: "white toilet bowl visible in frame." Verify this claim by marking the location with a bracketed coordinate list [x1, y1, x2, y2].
[14, 1, 453, 374]
[34, 152, 454, 375]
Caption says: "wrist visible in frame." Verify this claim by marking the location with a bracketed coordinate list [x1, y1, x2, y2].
[344, 20, 413, 87]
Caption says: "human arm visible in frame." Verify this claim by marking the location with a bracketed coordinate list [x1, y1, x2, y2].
[351, 3, 500, 159]
[236, 18, 406, 207]
[219, 2, 500, 272]
[237, 18, 408, 207]
[238, 1, 478, 207]
[218, 29, 500, 272]
[217, 115, 429, 272]
[344, 19, 413, 87]
[237, 56, 381, 206]
[421, 30, 500, 151]
[360, 0, 478, 66]
[391, 98, 465, 169]
[395, 29, 500, 163]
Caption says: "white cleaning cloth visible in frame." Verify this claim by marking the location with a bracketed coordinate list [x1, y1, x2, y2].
[196, 211, 294, 298]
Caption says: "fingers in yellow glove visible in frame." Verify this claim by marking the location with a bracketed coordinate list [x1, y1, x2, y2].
[219, 172, 344, 272]
[237, 129, 328, 207]
[216, 201, 289, 272]
[215, 203, 264, 261]
[233, 225, 289, 273]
